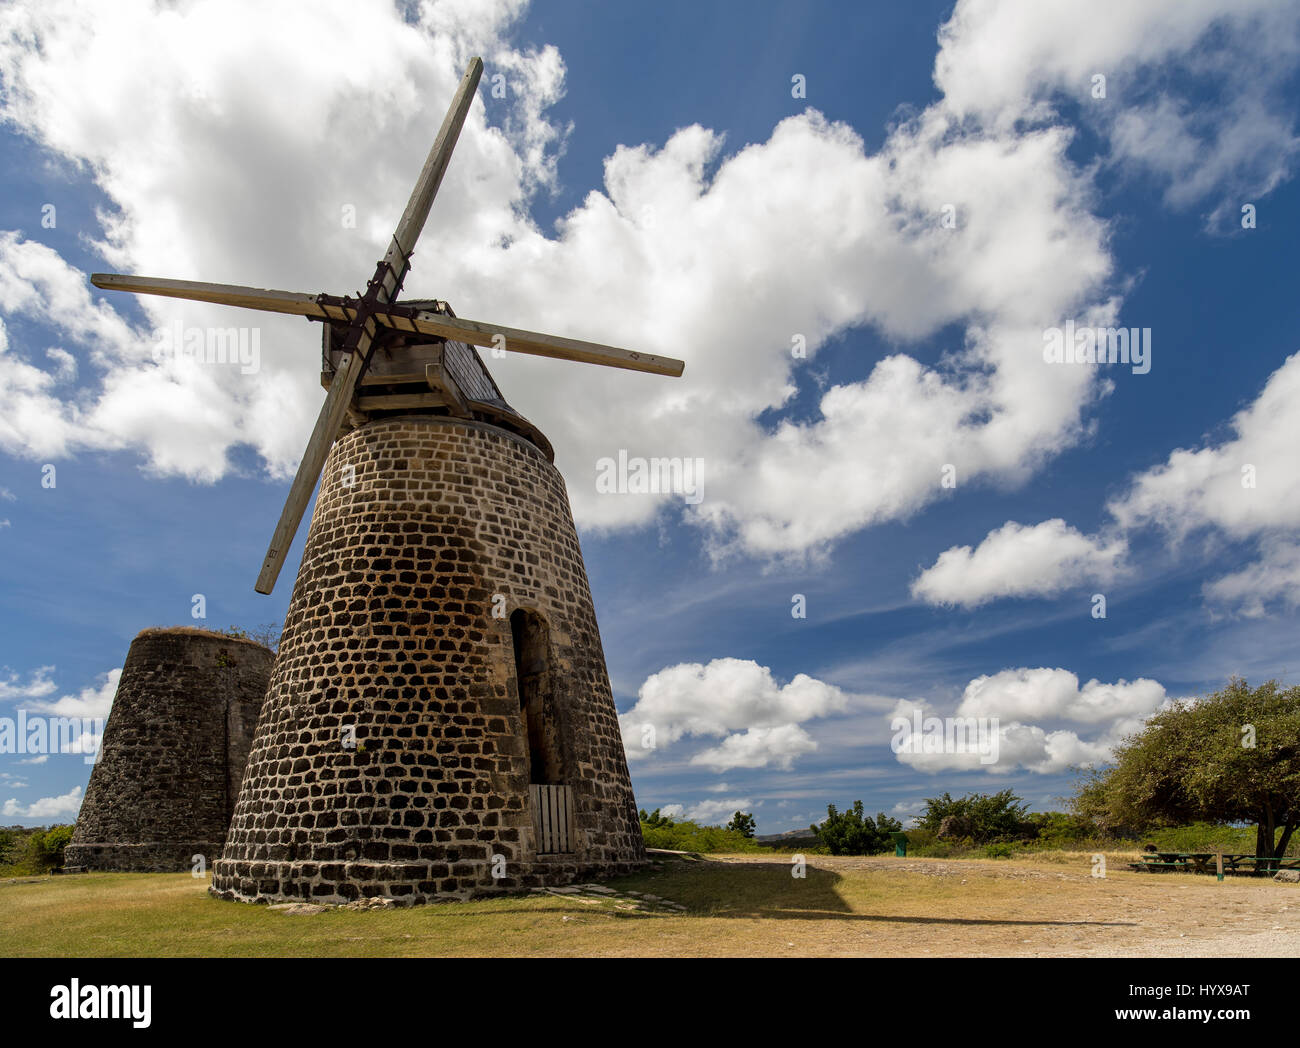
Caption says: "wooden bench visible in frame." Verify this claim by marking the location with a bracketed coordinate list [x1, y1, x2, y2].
[1126, 851, 1212, 873]
[1128, 852, 1300, 875]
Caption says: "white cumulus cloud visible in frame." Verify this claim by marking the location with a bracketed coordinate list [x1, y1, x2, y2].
[0, 665, 56, 702]
[888, 668, 1170, 775]
[1202, 538, 1300, 618]
[620, 658, 847, 769]
[689, 725, 817, 772]
[0, 0, 1293, 565]
[919, 349, 1300, 612]
[0, 0, 1108, 561]
[1109, 352, 1300, 540]
[955, 667, 1168, 725]
[936, 0, 1300, 227]
[2, 785, 82, 819]
[912, 519, 1125, 607]
[27, 668, 120, 721]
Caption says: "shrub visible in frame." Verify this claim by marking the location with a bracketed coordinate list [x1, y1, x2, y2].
[17, 825, 75, 872]
[900, 825, 935, 848]
[900, 826, 954, 857]
[1025, 811, 1102, 844]
[42, 825, 74, 867]
[813, 801, 902, 856]
[638, 814, 762, 853]
[920, 790, 1032, 843]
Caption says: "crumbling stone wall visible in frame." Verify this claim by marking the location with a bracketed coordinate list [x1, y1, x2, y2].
[211, 415, 645, 905]
[66, 628, 273, 872]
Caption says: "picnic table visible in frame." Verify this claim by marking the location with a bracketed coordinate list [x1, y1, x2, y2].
[1128, 852, 1216, 873]
[1127, 852, 1300, 875]
[1220, 854, 1300, 874]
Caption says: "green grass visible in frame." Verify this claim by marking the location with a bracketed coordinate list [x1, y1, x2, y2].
[2, 862, 807, 957]
[3, 849, 1292, 958]
[1141, 822, 1288, 855]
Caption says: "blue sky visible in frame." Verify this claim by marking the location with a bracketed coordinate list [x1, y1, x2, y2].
[1, 0, 1299, 831]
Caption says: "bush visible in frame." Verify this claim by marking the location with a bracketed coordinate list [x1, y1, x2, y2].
[638, 811, 762, 853]
[639, 808, 676, 829]
[900, 825, 935, 849]
[920, 790, 1033, 843]
[42, 825, 74, 866]
[1025, 811, 1103, 845]
[813, 801, 902, 856]
[13, 825, 75, 873]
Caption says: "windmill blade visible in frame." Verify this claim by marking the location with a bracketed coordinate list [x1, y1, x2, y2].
[376, 57, 483, 300]
[255, 59, 484, 594]
[89, 273, 347, 320]
[254, 316, 379, 594]
[375, 309, 685, 378]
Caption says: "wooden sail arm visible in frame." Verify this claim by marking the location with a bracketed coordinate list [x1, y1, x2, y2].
[374, 309, 685, 378]
[89, 273, 339, 320]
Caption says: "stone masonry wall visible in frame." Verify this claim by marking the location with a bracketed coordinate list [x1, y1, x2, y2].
[211, 415, 645, 905]
[66, 628, 274, 872]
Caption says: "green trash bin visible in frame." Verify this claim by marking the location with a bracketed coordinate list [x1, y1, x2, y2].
[890, 831, 909, 857]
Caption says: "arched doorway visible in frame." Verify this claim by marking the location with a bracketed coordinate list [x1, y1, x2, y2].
[510, 609, 573, 853]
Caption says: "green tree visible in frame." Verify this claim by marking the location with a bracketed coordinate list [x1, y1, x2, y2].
[1072, 679, 1300, 868]
[639, 808, 676, 829]
[726, 811, 756, 838]
[813, 801, 901, 855]
[919, 789, 1031, 842]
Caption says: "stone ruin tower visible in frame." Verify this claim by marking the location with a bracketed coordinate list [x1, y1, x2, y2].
[209, 315, 647, 904]
[66, 627, 273, 872]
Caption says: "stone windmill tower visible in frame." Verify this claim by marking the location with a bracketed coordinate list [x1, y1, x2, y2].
[92, 59, 684, 904]
[65, 627, 273, 872]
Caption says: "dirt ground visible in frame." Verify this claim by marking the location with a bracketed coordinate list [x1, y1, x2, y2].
[703, 853, 1300, 957]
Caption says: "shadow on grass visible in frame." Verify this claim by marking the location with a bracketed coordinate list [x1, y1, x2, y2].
[573, 858, 1138, 928]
